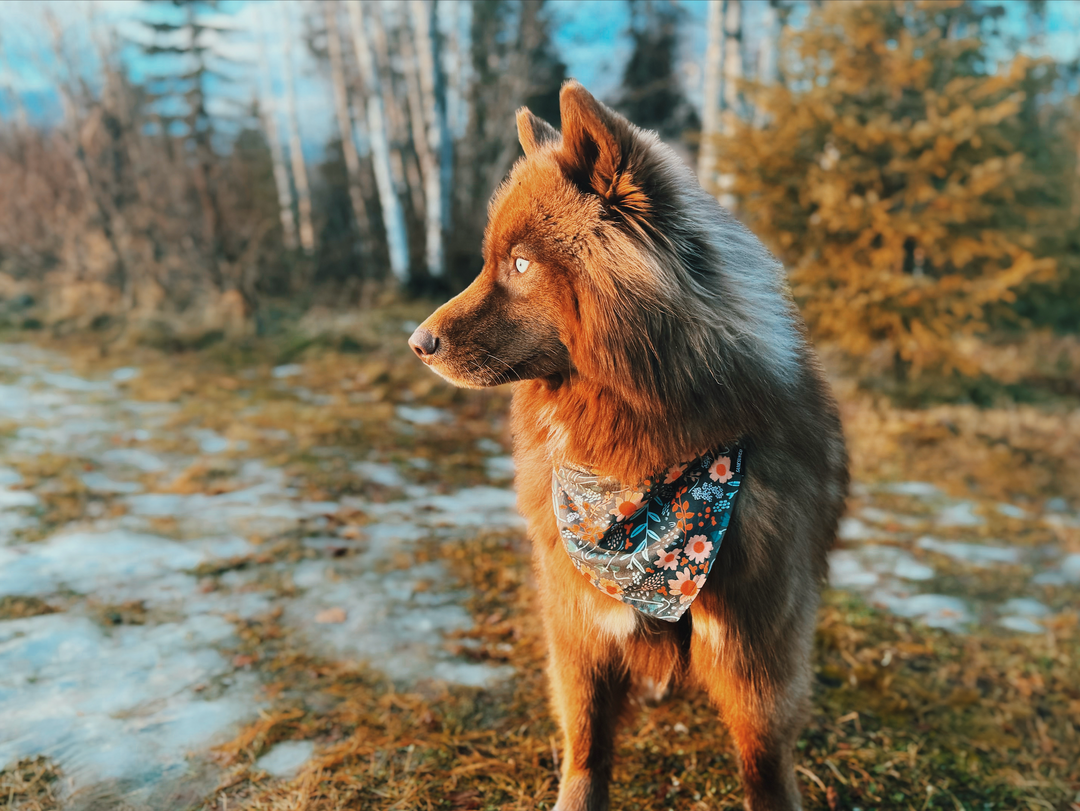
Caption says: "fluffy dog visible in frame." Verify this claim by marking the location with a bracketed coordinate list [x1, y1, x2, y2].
[410, 81, 848, 811]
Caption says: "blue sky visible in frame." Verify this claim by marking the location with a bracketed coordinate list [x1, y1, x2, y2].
[1, 0, 1078, 157]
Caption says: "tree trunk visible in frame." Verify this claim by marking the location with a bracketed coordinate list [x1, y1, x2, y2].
[697, 0, 723, 192]
[283, 13, 316, 255]
[445, 0, 465, 139]
[256, 8, 299, 252]
[399, 14, 436, 204]
[367, 2, 416, 210]
[346, 0, 411, 284]
[411, 0, 453, 280]
[322, 0, 369, 242]
[46, 14, 136, 309]
[752, 0, 778, 127]
[718, 0, 742, 210]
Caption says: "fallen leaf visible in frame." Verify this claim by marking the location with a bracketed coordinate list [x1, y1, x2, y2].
[315, 607, 347, 624]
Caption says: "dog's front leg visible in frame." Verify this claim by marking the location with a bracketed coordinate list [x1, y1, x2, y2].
[544, 602, 630, 811]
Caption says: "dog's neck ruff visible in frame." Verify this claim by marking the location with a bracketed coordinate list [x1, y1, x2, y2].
[553, 445, 745, 622]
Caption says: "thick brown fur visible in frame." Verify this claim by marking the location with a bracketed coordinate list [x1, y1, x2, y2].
[411, 81, 848, 811]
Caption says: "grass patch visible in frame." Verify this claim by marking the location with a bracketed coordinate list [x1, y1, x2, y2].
[0, 757, 61, 811]
[0, 316, 1077, 809]
[195, 532, 1079, 811]
[0, 595, 57, 620]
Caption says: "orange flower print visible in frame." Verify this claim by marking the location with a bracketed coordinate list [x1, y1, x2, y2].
[579, 566, 596, 583]
[654, 548, 681, 570]
[709, 456, 734, 483]
[664, 464, 687, 484]
[609, 492, 646, 522]
[671, 569, 707, 603]
[674, 501, 693, 522]
[597, 578, 624, 598]
[684, 534, 713, 564]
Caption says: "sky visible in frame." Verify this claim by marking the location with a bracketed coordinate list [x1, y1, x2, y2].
[1, 0, 1078, 159]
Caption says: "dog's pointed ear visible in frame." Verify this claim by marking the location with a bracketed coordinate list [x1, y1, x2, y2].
[557, 81, 649, 220]
[517, 107, 559, 156]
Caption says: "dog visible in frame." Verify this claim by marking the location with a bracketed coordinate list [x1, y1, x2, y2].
[409, 81, 848, 811]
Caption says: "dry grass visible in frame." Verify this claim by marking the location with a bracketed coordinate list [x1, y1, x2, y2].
[0, 596, 56, 621]
[3, 309, 1078, 810]
[0, 757, 62, 811]
[197, 531, 1079, 811]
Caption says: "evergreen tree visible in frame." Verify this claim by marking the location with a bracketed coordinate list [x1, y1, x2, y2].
[717, 0, 1075, 376]
[132, 0, 246, 293]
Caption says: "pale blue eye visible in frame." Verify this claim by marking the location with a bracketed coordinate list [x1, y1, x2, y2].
[515, 257, 530, 274]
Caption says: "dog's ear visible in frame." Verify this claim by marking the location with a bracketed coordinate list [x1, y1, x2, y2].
[517, 107, 559, 156]
[557, 81, 649, 220]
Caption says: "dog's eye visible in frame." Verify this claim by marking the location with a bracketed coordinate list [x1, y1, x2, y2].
[514, 257, 530, 274]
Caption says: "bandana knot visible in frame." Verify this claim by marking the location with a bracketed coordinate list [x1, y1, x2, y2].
[552, 445, 745, 622]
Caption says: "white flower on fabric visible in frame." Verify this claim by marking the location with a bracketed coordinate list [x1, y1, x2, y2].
[664, 464, 687, 484]
[654, 549, 681, 570]
[609, 492, 646, 522]
[708, 456, 734, 483]
[670, 570, 707, 603]
[684, 535, 713, 564]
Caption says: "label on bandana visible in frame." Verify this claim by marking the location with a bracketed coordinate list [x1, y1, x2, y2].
[552, 446, 744, 622]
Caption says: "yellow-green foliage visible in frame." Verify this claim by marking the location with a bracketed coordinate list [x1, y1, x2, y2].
[720, 0, 1077, 376]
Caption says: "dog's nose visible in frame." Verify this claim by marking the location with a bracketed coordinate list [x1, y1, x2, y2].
[409, 326, 439, 359]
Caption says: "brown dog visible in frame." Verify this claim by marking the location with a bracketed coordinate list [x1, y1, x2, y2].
[410, 81, 847, 811]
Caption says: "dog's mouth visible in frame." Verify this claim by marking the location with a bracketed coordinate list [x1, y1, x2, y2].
[408, 326, 515, 389]
[424, 354, 510, 389]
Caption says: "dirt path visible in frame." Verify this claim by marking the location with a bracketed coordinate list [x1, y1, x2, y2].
[0, 340, 1076, 808]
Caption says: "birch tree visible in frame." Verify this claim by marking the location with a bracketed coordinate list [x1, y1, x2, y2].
[322, 0, 369, 240]
[697, 0, 723, 192]
[753, 0, 779, 127]
[411, 0, 452, 280]
[368, 3, 420, 217]
[256, 10, 298, 251]
[282, 7, 315, 255]
[346, 0, 411, 284]
[718, 0, 742, 210]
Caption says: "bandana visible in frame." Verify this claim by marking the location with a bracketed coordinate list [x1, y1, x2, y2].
[552, 445, 744, 622]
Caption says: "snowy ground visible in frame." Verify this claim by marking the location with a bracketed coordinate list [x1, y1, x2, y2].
[0, 343, 518, 808]
[0, 341, 1076, 808]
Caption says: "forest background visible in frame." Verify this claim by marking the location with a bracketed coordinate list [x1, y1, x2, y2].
[0, 0, 1077, 394]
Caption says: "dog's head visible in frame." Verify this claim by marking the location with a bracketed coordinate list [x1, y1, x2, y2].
[411, 81, 800, 423]
[410, 81, 670, 392]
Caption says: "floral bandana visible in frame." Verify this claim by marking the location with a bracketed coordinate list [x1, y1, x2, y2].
[553, 446, 745, 622]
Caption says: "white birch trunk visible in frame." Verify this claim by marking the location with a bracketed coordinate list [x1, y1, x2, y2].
[400, 16, 436, 203]
[322, 0, 369, 238]
[697, 0, 724, 192]
[256, 9, 298, 251]
[753, 0, 778, 127]
[445, 0, 465, 139]
[368, 2, 414, 206]
[411, 0, 452, 280]
[347, 0, 411, 284]
[282, 12, 315, 255]
[718, 0, 742, 210]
